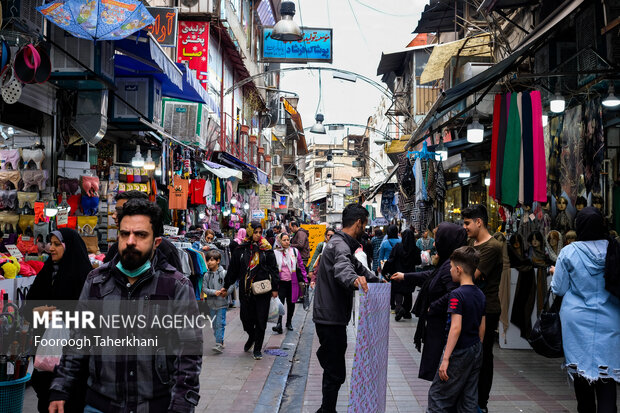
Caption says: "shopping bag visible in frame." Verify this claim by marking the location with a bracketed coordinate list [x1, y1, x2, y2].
[420, 250, 432, 266]
[34, 321, 70, 372]
[268, 297, 285, 322]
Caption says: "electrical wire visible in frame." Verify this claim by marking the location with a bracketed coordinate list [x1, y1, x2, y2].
[346, 0, 369, 50]
[352, 0, 420, 17]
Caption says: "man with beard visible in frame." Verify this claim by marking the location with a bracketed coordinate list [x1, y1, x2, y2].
[49, 199, 202, 413]
[104, 190, 184, 273]
[313, 203, 381, 413]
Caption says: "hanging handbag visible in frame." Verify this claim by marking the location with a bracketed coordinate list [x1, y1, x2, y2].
[528, 287, 564, 358]
[245, 250, 272, 295]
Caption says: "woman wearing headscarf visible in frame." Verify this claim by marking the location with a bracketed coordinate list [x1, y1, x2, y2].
[224, 222, 279, 360]
[383, 229, 421, 320]
[551, 207, 620, 412]
[24, 228, 92, 413]
[391, 222, 468, 381]
[378, 225, 400, 264]
[272, 232, 308, 333]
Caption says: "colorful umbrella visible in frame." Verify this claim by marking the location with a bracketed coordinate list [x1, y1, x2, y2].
[37, 0, 154, 41]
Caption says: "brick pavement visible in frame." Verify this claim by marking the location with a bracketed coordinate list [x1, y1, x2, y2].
[302, 313, 587, 413]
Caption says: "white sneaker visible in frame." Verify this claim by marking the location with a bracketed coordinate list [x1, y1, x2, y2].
[212, 343, 223, 353]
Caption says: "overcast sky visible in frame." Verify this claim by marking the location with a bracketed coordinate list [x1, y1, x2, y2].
[279, 0, 426, 145]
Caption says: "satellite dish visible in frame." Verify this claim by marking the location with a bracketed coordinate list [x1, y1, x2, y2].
[181, 0, 199, 7]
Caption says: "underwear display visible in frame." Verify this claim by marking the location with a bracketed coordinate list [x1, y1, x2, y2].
[21, 148, 44, 169]
[34, 221, 50, 242]
[18, 214, 34, 233]
[0, 189, 17, 209]
[0, 149, 21, 170]
[0, 170, 21, 189]
[0, 211, 20, 232]
[21, 170, 47, 191]
[58, 178, 79, 194]
[81, 175, 100, 197]
[17, 191, 38, 209]
[81, 195, 99, 216]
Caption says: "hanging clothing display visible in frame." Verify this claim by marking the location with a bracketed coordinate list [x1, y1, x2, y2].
[168, 175, 189, 210]
[189, 179, 207, 205]
[560, 105, 584, 204]
[582, 98, 604, 195]
[491, 91, 547, 206]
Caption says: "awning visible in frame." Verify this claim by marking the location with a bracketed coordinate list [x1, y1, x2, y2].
[386, 135, 411, 155]
[282, 98, 308, 154]
[215, 152, 269, 185]
[116, 32, 183, 91]
[115, 56, 208, 104]
[202, 161, 242, 180]
[405, 0, 586, 151]
[414, 0, 464, 34]
[479, 0, 538, 12]
[376, 44, 433, 76]
[419, 34, 492, 84]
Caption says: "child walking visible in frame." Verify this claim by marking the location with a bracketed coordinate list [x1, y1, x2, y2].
[427, 246, 486, 413]
[202, 250, 233, 353]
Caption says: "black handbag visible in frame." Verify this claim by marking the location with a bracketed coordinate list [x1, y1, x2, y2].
[528, 287, 564, 358]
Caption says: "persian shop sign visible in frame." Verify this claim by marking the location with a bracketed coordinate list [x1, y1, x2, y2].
[261, 27, 333, 63]
[146, 7, 177, 47]
[177, 21, 209, 89]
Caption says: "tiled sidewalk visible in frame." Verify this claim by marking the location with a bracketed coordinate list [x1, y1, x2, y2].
[302, 314, 585, 413]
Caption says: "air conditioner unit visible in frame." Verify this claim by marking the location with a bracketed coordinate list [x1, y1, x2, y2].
[2, 0, 44, 34]
[49, 25, 115, 84]
[272, 154, 281, 167]
[178, 0, 215, 14]
[163, 98, 210, 147]
[112, 77, 163, 125]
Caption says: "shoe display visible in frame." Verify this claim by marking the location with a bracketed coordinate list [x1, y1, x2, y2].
[244, 337, 254, 352]
[212, 343, 223, 354]
[253, 351, 263, 360]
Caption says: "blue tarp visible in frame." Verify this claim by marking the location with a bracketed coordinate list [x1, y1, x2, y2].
[115, 55, 208, 104]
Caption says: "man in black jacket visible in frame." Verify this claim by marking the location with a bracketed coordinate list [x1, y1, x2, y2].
[104, 191, 184, 273]
[49, 199, 202, 413]
[313, 203, 380, 413]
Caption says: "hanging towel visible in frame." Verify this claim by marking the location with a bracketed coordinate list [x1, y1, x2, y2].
[495, 93, 510, 203]
[531, 91, 547, 202]
[517, 92, 525, 205]
[521, 91, 534, 206]
[502, 93, 521, 206]
[490, 94, 502, 200]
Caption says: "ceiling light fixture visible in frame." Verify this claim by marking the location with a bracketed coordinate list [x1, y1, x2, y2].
[484, 173, 491, 186]
[155, 159, 162, 176]
[602, 84, 620, 108]
[467, 115, 484, 143]
[458, 161, 471, 179]
[131, 145, 145, 167]
[435, 139, 448, 161]
[271, 1, 303, 41]
[542, 115, 548, 127]
[324, 153, 334, 168]
[144, 150, 156, 170]
[550, 83, 565, 113]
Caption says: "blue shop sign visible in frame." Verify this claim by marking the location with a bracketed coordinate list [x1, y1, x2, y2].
[261, 27, 333, 63]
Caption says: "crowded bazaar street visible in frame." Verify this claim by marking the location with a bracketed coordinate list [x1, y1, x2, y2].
[1, 0, 619, 412]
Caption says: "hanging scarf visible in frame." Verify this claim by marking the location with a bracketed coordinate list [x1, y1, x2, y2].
[275, 247, 296, 272]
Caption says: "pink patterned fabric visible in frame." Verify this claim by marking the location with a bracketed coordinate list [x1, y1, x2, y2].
[530, 91, 547, 202]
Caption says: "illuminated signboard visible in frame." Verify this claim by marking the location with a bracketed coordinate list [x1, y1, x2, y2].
[261, 27, 333, 63]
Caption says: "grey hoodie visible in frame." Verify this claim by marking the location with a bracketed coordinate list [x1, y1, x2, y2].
[202, 266, 233, 309]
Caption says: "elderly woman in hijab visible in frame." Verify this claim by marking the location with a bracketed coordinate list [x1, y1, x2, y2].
[24, 228, 92, 413]
[382, 229, 421, 321]
[391, 222, 468, 381]
[551, 207, 620, 412]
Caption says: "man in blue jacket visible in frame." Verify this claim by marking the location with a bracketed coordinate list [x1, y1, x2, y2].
[313, 203, 381, 413]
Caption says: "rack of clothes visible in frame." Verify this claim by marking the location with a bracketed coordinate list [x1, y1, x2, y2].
[397, 142, 446, 231]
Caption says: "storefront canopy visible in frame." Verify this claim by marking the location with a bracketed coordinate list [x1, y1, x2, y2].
[215, 152, 269, 185]
[116, 32, 182, 90]
[115, 35, 208, 104]
[202, 161, 242, 180]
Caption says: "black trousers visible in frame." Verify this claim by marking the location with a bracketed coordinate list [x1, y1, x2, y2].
[392, 282, 413, 316]
[573, 375, 618, 413]
[315, 323, 347, 413]
[240, 293, 270, 352]
[278, 280, 296, 325]
[478, 312, 500, 409]
[32, 370, 85, 413]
